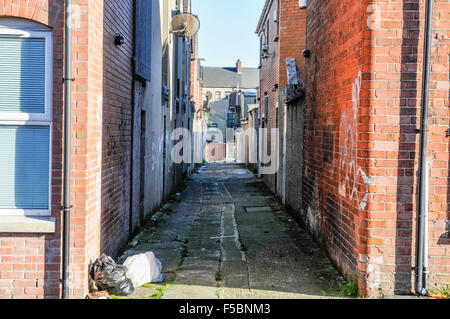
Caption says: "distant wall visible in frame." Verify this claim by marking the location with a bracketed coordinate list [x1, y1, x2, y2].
[258, 0, 280, 194]
[205, 143, 226, 162]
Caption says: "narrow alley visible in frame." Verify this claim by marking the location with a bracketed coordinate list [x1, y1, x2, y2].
[1, 0, 448, 302]
[118, 163, 345, 299]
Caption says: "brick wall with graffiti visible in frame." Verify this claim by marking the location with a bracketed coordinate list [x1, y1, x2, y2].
[302, 0, 449, 296]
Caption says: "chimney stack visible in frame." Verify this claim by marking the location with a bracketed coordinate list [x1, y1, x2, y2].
[236, 59, 242, 74]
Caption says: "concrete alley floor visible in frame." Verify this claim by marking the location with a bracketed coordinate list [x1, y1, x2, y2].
[117, 163, 347, 299]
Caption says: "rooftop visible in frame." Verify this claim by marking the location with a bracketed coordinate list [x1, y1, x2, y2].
[201, 65, 259, 89]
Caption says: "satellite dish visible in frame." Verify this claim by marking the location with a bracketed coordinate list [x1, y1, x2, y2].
[170, 13, 200, 38]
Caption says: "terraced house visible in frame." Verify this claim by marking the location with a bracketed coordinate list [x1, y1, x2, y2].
[256, 0, 449, 296]
[0, 0, 196, 299]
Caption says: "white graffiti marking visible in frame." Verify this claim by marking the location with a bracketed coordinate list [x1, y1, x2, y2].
[66, 4, 82, 29]
[339, 71, 371, 210]
[366, 4, 380, 30]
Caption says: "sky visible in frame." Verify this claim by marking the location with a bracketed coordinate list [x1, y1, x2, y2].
[192, 0, 265, 68]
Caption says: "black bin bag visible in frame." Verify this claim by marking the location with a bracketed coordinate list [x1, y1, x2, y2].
[89, 254, 135, 296]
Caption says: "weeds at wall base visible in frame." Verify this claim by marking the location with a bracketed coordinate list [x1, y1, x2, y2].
[338, 280, 360, 298]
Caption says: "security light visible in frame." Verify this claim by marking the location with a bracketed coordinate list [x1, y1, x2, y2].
[115, 33, 125, 46]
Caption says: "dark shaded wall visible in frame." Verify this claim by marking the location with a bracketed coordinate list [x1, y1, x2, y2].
[101, 0, 134, 257]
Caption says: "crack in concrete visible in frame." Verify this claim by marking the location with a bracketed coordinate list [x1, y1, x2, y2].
[230, 203, 246, 263]
[216, 205, 226, 299]
[231, 203, 252, 294]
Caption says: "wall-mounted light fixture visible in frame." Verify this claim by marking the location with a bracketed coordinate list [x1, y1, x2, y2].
[262, 44, 271, 59]
[303, 49, 311, 59]
[115, 33, 125, 46]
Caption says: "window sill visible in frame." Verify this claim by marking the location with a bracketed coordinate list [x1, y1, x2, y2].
[0, 216, 56, 234]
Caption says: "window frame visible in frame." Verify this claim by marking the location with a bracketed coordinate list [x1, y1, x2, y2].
[0, 25, 53, 217]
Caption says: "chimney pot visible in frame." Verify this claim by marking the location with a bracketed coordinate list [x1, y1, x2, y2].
[236, 59, 242, 74]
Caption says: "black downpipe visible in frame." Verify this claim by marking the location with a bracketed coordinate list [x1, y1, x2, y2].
[129, 0, 136, 240]
[62, 0, 73, 299]
[416, 0, 433, 296]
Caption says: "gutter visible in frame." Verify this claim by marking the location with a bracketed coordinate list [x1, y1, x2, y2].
[255, 0, 274, 34]
[416, 0, 433, 297]
[62, 0, 74, 299]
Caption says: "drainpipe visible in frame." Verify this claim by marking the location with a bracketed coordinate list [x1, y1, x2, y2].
[416, 0, 433, 297]
[129, 0, 136, 241]
[62, 0, 74, 299]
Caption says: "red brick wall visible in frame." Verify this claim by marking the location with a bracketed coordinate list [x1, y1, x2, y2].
[100, 0, 133, 258]
[0, 0, 136, 299]
[426, 0, 450, 291]
[303, 0, 369, 293]
[69, 0, 101, 298]
[191, 34, 202, 116]
[259, 0, 307, 195]
[258, 0, 280, 194]
[363, 0, 450, 295]
[279, 0, 307, 87]
[0, 0, 66, 299]
[277, 1, 307, 198]
[303, 0, 450, 296]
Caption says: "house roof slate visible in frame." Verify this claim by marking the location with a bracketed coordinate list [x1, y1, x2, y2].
[201, 66, 259, 89]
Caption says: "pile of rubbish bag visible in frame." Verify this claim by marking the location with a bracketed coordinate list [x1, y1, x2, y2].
[89, 254, 134, 296]
[89, 252, 163, 296]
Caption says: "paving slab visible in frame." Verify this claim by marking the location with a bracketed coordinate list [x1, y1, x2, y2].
[118, 163, 347, 299]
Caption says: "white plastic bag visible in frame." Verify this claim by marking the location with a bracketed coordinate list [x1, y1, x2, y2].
[123, 252, 163, 288]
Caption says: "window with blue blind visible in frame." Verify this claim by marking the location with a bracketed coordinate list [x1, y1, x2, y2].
[0, 126, 50, 209]
[135, 0, 153, 81]
[0, 38, 46, 114]
[0, 23, 52, 215]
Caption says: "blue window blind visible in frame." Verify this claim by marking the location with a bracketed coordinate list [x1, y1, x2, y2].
[0, 126, 50, 209]
[0, 37, 46, 114]
[135, 0, 152, 81]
